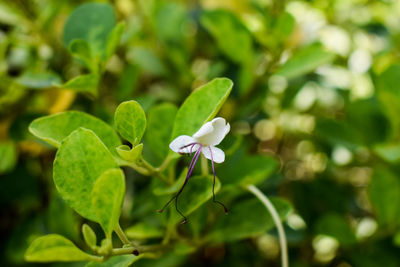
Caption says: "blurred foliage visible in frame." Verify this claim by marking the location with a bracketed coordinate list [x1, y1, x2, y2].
[1, 0, 400, 266]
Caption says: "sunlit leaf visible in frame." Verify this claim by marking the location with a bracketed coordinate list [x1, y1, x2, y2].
[114, 100, 146, 145]
[29, 111, 121, 154]
[25, 234, 93, 262]
[172, 78, 233, 140]
[146, 103, 178, 160]
[53, 128, 118, 221]
[91, 168, 125, 238]
[0, 140, 17, 174]
[276, 43, 335, 79]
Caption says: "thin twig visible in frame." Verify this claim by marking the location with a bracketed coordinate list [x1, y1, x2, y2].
[247, 185, 288, 267]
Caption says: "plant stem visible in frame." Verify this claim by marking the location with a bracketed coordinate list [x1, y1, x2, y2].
[247, 185, 288, 267]
[140, 158, 170, 183]
[115, 223, 131, 246]
[88, 254, 104, 262]
[201, 155, 209, 175]
[112, 247, 136, 255]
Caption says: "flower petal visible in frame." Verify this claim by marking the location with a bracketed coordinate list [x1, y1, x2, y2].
[169, 135, 199, 154]
[202, 146, 225, 163]
[193, 117, 230, 146]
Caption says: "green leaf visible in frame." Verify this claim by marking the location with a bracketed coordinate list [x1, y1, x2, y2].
[105, 22, 125, 62]
[153, 167, 188, 196]
[201, 10, 253, 64]
[219, 152, 277, 186]
[167, 175, 221, 225]
[29, 111, 121, 154]
[276, 43, 336, 79]
[82, 224, 97, 250]
[374, 143, 400, 163]
[15, 71, 61, 89]
[116, 144, 143, 163]
[0, 140, 17, 174]
[114, 100, 147, 145]
[60, 74, 100, 96]
[208, 198, 291, 242]
[146, 103, 178, 159]
[377, 65, 400, 137]
[69, 40, 97, 72]
[86, 255, 142, 267]
[126, 223, 163, 239]
[63, 3, 116, 56]
[128, 47, 167, 76]
[91, 168, 125, 238]
[25, 234, 93, 262]
[171, 78, 233, 140]
[315, 213, 357, 246]
[53, 128, 118, 222]
[368, 168, 400, 227]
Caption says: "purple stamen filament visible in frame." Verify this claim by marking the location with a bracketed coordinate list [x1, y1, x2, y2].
[209, 146, 229, 214]
[158, 144, 202, 224]
[157, 143, 229, 224]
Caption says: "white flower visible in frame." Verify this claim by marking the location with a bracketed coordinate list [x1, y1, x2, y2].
[169, 117, 230, 163]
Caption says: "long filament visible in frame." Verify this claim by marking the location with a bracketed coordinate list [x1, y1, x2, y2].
[157, 146, 203, 224]
[208, 146, 229, 214]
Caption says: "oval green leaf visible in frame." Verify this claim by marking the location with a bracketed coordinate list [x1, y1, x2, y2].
[25, 234, 94, 262]
[276, 43, 335, 79]
[29, 111, 121, 155]
[146, 103, 178, 160]
[91, 168, 125, 238]
[63, 3, 116, 56]
[171, 78, 233, 140]
[114, 100, 147, 145]
[208, 198, 291, 243]
[53, 128, 118, 222]
[60, 74, 100, 96]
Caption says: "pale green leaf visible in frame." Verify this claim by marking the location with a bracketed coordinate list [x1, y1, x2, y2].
[126, 223, 163, 239]
[29, 111, 121, 154]
[82, 224, 97, 249]
[25, 234, 93, 262]
[114, 100, 146, 145]
[105, 22, 125, 62]
[0, 140, 17, 174]
[91, 168, 125, 238]
[276, 43, 335, 79]
[116, 144, 143, 163]
[69, 40, 97, 72]
[15, 71, 61, 89]
[171, 78, 233, 140]
[201, 10, 253, 64]
[146, 103, 177, 159]
[60, 74, 100, 96]
[53, 128, 118, 222]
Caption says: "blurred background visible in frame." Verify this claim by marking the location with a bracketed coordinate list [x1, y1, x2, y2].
[1, 0, 400, 266]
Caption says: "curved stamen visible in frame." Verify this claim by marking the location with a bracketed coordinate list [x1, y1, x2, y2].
[157, 146, 203, 224]
[179, 142, 199, 154]
[208, 146, 229, 214]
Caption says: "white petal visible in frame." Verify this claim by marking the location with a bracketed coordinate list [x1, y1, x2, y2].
[193, 117, 230, 146]
[169, 135, 199, 154]
[202, 146, 225, 163]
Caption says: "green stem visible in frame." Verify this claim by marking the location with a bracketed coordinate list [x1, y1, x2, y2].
[112, 247, 136, 255]
[115, 223, 131, 245]
[201, 155, 209, 175]
[88, 254, 104, 262]
[247, 185, 288, 267]
[140, 158, 170, 184]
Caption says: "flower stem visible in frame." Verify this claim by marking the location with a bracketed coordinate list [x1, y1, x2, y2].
[247, 185, 288, 267]
[115, 223, 131, 246]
